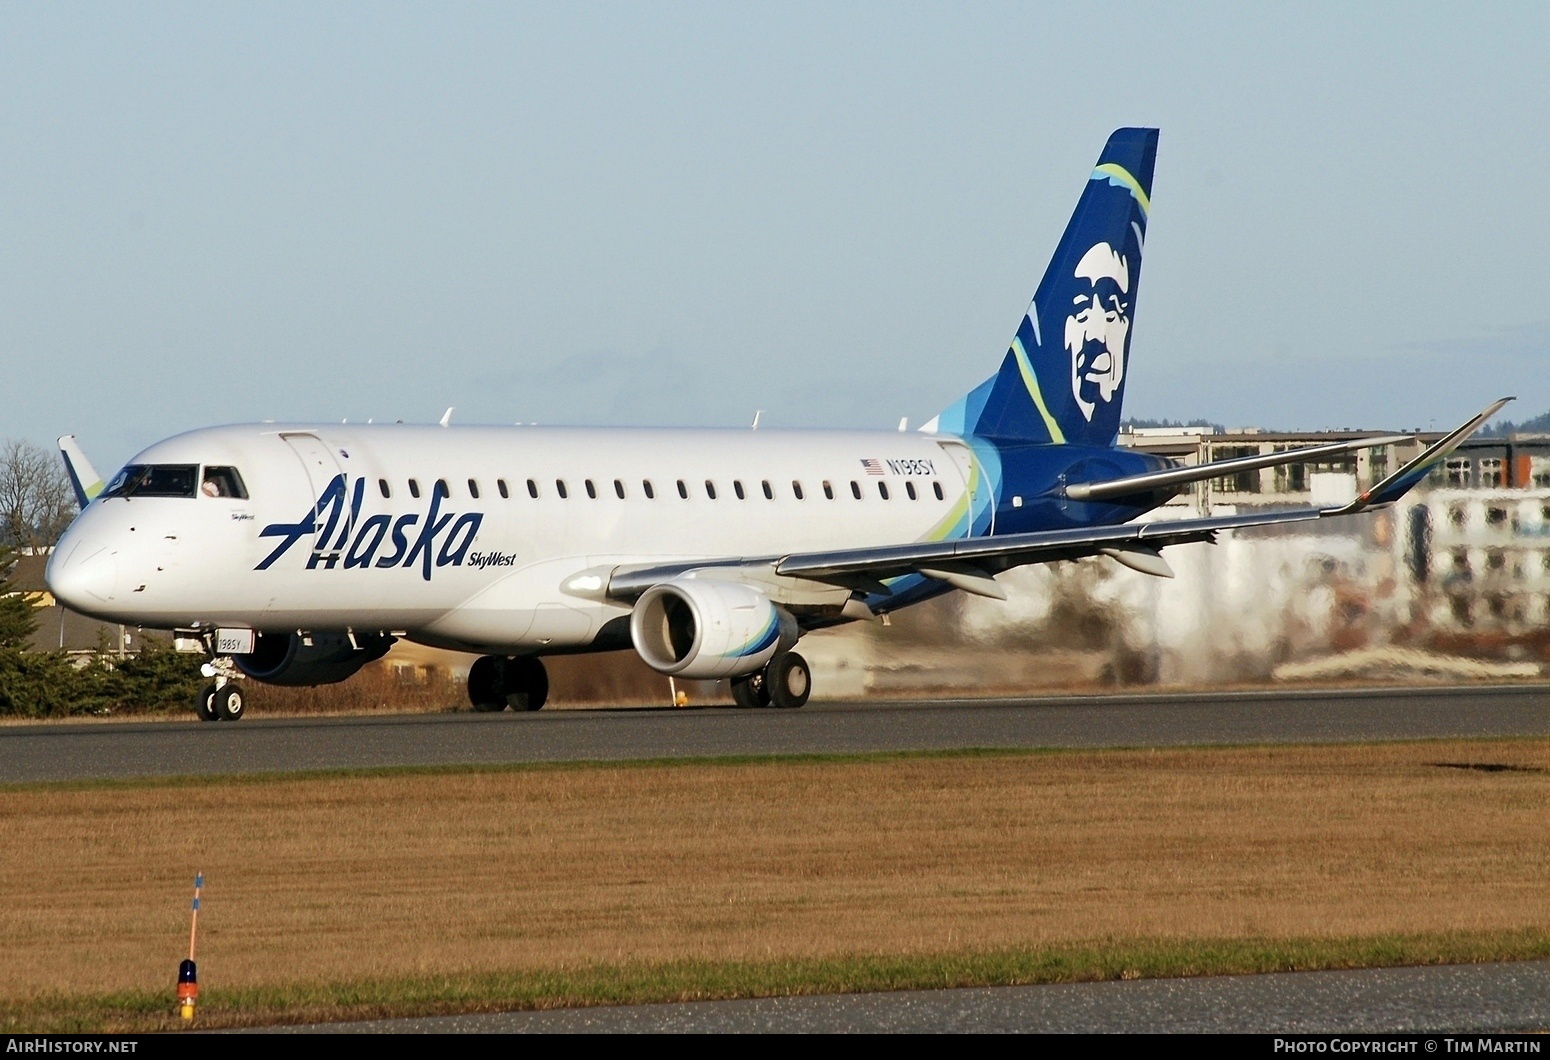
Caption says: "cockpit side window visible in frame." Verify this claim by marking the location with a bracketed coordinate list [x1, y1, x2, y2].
[201, 466, 249, 499]
[103, 464, 199, 499]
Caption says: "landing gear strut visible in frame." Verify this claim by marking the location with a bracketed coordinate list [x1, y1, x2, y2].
[730, 651, 811, 709]
[468, 655, 549, 712]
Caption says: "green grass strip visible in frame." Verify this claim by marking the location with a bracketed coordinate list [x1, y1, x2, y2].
[6, 929, 1550, 1033]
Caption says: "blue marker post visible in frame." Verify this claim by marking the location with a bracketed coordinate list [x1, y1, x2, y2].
[177, 873, 202, 1022]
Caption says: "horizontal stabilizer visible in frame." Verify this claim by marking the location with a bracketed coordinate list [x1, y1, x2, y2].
[1064, 433, 1408, 503]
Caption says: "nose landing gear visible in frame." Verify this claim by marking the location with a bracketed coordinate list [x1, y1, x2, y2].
[468, 655, 549, 712]
[195, 655, 246, 722]
[729, 651, 810, 709]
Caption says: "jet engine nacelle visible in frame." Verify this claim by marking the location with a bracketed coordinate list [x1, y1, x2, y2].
[233, 631, 393, 686]
[630, 579, 797, 679]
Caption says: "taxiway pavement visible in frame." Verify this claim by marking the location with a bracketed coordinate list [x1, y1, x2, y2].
[264, 958, 1550, 1033]
[4, 684, 1547, 783]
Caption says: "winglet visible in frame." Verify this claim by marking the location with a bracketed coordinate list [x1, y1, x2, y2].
[1324, 398, 1513, 516]
[57, 436, 105, 510]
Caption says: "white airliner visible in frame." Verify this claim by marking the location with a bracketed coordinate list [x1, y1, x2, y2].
[45, 129, 1504, 720]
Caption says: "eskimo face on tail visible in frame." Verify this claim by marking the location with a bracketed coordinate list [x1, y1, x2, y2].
[1065, 242, 1131, 421]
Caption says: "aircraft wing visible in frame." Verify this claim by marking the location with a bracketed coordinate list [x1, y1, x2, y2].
[602, 399, 1509, 605]
[1063, 433, 1409, 502]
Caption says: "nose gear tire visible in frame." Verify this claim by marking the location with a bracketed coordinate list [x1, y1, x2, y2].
[195, 684, 218, 722]
[214, 684, 245, 721]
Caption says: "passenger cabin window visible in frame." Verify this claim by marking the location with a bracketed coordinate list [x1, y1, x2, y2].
[734, 480, 746, 500]
[677, 480, 688, 499]
[905, 481, 917, 500]
[823, 481, 834, 500]
[497, 479, 509, 499]
[435, 479, 450, 499]
[527, 479, 539, 498]
[762, 480, 773, 500]
[933, 481, 944, 500]
[585, 479, 597, 499]
[467, 479, 480, 499]
[792, 481, 804, 500]
[614, 479, 626, 499]
[201, 466, 248, 499]
[705, 480, 717, 500]
[408, 479, 421, 499]
[378, 478, 391, 499]
[878, 482, 890, 500]
[556, 479, 568, 499]
[643, 479, 655, 499]
[104, 464, 199, 499]
[850, 480, 862, 499]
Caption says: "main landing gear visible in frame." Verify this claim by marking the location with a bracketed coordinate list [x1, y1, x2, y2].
[730, 651, 811, 710]
[195, 657, 245, 722]
[468, 655, 549, 712]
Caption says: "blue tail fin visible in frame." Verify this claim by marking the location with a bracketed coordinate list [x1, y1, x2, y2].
[929, 128, 1158, 447]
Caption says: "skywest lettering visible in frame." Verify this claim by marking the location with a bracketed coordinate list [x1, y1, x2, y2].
[257, 474, 482, 581]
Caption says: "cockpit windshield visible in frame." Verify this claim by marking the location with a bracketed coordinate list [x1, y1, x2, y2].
[102, 464, 199, 499]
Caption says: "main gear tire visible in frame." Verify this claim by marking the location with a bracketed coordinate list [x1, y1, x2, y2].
[730, 671, 772, 709]
[467, 655, 508, 712]
[503, 656, 549, 711]
[767, 652, 811, 709]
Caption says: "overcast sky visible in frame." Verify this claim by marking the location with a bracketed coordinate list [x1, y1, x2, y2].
[3, 2, 1548, 470]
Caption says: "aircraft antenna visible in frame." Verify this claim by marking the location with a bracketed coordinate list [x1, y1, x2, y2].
[440, 407, 454, 427]
[751, 410, 763, 431]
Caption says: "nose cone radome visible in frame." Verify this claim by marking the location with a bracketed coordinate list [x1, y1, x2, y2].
[46, 544, 118, 611]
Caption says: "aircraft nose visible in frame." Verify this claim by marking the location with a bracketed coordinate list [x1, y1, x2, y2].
[46, 545, 118, 608]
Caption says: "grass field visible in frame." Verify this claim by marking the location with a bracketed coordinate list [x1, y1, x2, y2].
[1, 739, 1547, 1030]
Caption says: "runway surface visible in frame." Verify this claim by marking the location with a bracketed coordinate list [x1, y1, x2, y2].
[266, 959, 1550, 1033]
[3, 684, 1547, 783]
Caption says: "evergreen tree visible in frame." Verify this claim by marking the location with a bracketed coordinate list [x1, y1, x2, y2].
[0, 547, 38, 650]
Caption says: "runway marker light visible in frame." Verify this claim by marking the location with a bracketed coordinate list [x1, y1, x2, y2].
[177, 872, 202, 1023]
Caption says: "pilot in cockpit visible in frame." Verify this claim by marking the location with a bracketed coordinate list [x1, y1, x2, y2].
[201, 466, 247, 499]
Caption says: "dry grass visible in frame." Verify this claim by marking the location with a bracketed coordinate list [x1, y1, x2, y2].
[1, 741, 1547, 1026]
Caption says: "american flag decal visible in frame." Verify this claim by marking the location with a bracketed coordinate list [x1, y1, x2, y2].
[860, 459, 885, 476]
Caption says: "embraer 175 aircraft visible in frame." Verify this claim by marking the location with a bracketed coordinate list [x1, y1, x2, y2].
[46, 128, 1504, 721]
